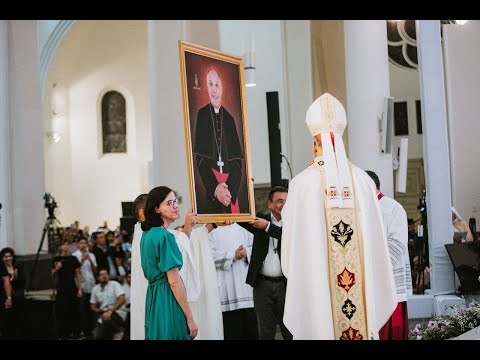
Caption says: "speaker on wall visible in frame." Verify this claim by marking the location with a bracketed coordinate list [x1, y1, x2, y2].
[266, 92, 282, 187]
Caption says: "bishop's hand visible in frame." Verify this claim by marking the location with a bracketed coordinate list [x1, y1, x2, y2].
[215, 182, 232, 206]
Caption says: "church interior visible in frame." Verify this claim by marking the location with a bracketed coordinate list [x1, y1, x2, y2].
[0, 20, 479, 339]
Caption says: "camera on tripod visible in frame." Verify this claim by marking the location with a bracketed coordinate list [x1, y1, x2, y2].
[43, 192, 57, 218]
[417, 189, 427, 216]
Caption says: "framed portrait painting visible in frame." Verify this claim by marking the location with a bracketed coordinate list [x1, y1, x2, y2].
[178, 41, 255, 223]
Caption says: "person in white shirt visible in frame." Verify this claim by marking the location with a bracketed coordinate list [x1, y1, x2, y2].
[365, 170, 412, 340]
[90, 269, 126, 340]
[239, 186, 292, 340]
[73, 237, 97, 339]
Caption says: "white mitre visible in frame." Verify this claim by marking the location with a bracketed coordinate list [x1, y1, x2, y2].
[306, 93, 353, 208]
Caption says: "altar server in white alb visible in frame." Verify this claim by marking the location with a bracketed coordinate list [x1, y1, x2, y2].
[365, 170, 412, 340]
[209, 223, 258, 340]
[281, 93, 397, 340]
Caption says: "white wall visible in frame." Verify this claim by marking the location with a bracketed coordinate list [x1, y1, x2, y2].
[218, 20, 289, 184]
[443, 21, 480, 226]
[389, 63, 423, 159]
[45, 20, 151, 230]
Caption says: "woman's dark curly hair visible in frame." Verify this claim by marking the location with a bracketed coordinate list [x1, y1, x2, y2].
[141, 186, 173, 232]
[0, 247, 16, 264]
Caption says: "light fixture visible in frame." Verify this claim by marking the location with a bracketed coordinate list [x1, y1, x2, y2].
[244, 49, 256, 87]
[244, 65, 256, 88]
[243, 29, 256, 87]
[454, 20, 468, 25]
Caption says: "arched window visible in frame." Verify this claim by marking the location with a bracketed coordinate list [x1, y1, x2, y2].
[101, 91, 127, 153]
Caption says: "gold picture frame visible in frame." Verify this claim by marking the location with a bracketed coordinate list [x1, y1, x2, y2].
[179, 40, 255, 224]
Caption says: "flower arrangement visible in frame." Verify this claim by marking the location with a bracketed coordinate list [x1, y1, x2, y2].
[409, 300, 480, 340]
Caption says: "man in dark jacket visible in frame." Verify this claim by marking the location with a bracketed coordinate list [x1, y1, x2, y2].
[239, 186, 292, 340]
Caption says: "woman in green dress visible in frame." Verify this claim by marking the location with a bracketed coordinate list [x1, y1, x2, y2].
[140, 186, 198, 340]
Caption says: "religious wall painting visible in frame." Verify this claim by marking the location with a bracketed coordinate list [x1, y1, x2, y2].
[101, 91, 127, 153]
[394, 101, 409, 136]
[179, 41, 255, 223]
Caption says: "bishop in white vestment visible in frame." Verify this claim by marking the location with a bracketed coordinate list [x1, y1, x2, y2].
[281, 94, 397, 340]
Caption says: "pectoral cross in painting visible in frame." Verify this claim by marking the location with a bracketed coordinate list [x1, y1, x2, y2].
[217, 155, 224, 173]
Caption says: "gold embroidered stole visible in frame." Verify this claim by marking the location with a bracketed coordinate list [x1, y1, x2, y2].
[317, 162, 369, 340]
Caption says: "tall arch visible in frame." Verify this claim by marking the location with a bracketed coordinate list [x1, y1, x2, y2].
[39, 20, 76, 93]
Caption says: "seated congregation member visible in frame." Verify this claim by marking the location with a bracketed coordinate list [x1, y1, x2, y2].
[90, 269, 126, 340]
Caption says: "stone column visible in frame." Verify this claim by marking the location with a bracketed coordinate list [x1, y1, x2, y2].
[283, 20, 314, 177]
[147, 20, 190, 225]
[8, 20, 46, 255]
[344, 20, 394, 197]
[417, 20, 454, 295]
[0, 21, 11, 250]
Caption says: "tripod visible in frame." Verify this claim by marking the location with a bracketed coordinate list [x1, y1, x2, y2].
[27, 212, 61, 339]
[28, 214, 61, 290]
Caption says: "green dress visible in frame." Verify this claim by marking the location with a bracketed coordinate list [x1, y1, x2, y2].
[140, 227, 190, 340]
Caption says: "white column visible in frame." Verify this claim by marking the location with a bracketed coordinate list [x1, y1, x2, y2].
[417, 20, 454, 295]
[147, 20, 190, 225]
[8, 21, 46, 255]
[282, 20, 313, 177]
[344, 20, 394, 197]
[0, 21, 11, 250]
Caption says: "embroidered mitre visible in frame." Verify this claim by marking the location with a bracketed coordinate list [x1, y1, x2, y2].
[306, 93, 347, 137]
[306, 93, 353, 208]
